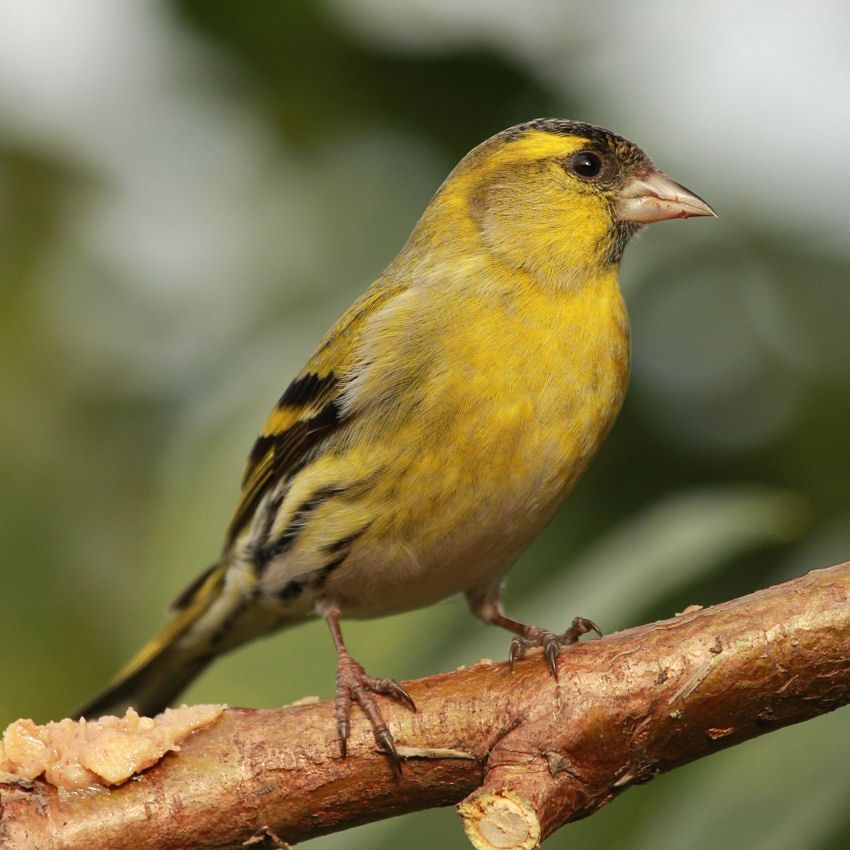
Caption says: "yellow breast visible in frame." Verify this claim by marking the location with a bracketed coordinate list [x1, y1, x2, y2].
[363, 262, 629, 567]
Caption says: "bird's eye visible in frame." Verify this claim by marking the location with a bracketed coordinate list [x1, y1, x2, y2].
[571, 152, 602, 178]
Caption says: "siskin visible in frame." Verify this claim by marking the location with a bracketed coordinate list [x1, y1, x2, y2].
[78, 119, 715, 766]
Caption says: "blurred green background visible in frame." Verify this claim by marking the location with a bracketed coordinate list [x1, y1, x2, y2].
[2, 1, 849, 847]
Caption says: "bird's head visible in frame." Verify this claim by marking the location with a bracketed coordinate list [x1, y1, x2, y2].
[426, 118, 715, 285]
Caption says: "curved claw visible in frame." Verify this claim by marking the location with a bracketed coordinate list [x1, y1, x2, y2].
[588, 619, 603, 638]
[509, 636, 531, 670]
[544, 637, 561, 680]
[375, 727, 402, 778]
[566, 616, 603, 642]
[337, 717, 350, 759]
[384, 680, 417, 713]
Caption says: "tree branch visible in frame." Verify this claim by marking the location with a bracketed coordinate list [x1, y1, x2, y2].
[3, 562, 849, 850]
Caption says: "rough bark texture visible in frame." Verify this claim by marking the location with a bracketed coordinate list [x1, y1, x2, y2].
[2, 562, 849, 850]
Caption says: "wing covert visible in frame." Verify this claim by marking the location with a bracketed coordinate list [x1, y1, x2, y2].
[224, 280, 408, 547]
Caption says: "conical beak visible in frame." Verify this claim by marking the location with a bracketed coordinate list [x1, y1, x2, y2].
[615, 170, 716, 223]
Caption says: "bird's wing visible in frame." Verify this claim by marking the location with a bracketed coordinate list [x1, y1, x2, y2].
[223, 280, 410, 549]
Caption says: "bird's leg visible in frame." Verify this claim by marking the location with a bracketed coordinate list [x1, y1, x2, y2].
[467, 592, 601, 680]
[324, 608, 416, 774]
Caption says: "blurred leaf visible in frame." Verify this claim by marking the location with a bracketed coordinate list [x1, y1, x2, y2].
[536, 486, 805, 621]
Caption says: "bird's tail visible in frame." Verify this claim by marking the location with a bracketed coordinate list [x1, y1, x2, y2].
[76, 561, 232, 719]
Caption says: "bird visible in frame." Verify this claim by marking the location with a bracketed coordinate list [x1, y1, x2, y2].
[77, 118, 715, 769]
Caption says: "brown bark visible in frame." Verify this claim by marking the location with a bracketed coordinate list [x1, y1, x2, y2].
[2, 562, 849, 850]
